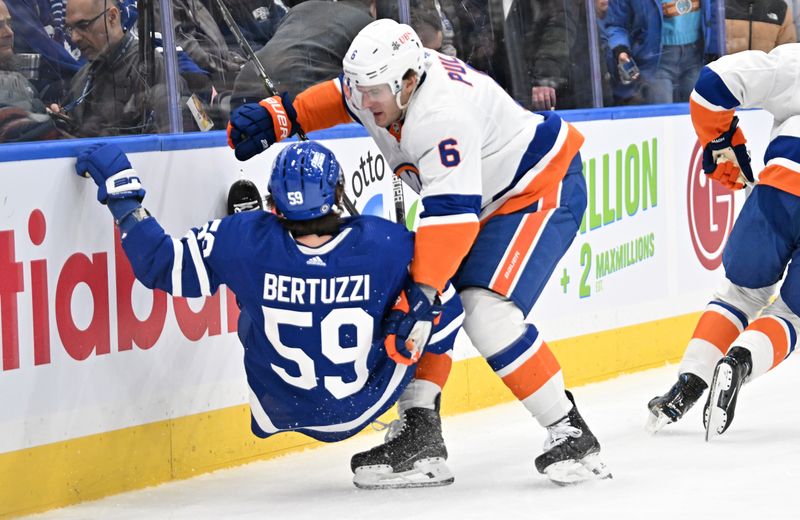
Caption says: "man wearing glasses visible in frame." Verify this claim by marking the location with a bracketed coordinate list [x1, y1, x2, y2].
[49, 0, 178, 136]
[0, 0, 62, 142]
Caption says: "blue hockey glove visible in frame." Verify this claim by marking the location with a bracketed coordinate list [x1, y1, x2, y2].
[227, 93, 299, 161]
[702, 116, 754, 189]
[383, 280, 443, 366]
[75, 143, 146, 228]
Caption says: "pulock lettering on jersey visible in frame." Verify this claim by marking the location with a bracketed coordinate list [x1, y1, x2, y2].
[0, 209, 239, 372]
[263, 273, 371, 304]
[439, 55, 473, 87]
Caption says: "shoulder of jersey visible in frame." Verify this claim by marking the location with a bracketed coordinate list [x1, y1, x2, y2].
[344, 215, 412, 246]
[226, 210, 282, 232]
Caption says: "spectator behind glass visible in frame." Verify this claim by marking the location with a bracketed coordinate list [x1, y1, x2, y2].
[504, 0, 584, 110]
[6, 0, 85, 104]
[605, 0, 724, 105]
[0, 0, 62, 142]
[726, 0, 796, 54]
[420, 0, 498, 79]
[230, 0, 374, 107]
[116, 0, 244, 129]
[154, 0, 246, 91]
[411, 7, 445, 51]
[211, 0, 287, 53]
[51, 0, 179, 137]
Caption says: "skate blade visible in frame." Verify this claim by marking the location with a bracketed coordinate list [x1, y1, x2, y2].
[353, 457, 454, 489]
[645, 409, 671, 434]
[543, 453, 612, 486]
[705, 362, 733, 442]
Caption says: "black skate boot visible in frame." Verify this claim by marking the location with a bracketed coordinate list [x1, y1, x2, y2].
[534, 391, 611, 485]
[704, 347, 752, 441]
[351, 397, 453, 489]
[646, 373, 708, 433]
[226, 179, 263, 215]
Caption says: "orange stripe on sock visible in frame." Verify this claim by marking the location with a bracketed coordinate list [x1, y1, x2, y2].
[747, 317, 790, 370]
[501, 342, 561, 401]
[415, 352, 452, 389]
[490, 212, 546, 296]
[692, 310, 742, 355]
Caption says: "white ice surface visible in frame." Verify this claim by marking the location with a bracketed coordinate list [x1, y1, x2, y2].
[28, 362, 800, 520]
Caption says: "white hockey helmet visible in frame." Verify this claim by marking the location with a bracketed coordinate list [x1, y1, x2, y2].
[342, 19, 426, 107]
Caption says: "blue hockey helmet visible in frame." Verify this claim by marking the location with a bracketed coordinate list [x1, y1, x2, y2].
[268, 141, 343, 221]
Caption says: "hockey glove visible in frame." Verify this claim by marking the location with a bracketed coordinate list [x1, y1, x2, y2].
[75, 143, 146, 230]
[702, 116, 754, 190]
[227, 93, 299, 161]
[383, 280, 443, 366]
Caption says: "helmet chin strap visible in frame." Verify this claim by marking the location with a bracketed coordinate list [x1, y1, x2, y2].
[394, 79, 419, 114]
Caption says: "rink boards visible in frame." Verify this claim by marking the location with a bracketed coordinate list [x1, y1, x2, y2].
[0, 106, 773, 517]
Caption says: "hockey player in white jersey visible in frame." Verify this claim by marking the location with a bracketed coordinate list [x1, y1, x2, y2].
[74, 140, 466, 488]
[647, 45, 800, 439]
[227, 18, 610, 484]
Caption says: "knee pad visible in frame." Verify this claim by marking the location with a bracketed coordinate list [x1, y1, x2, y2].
[762, 294, 800, 332]
[461, 287, 526, 357]
[713, 280, 777, 321]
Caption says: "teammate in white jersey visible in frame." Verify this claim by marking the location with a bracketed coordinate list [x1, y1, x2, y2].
[227, 18, 611, 484]
[75, 140, 465, 489]
[647, 45, 800, 440]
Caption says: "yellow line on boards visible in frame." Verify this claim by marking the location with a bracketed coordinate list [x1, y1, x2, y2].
[0, 312, 698, 518]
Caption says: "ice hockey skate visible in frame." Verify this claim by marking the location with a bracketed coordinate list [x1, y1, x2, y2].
[226, 179, 263, 215]
[646, 373, 708, 433]
[705, 347, 752, 441]
[351, 405, 453, 490]
[534, 391, 611, 486]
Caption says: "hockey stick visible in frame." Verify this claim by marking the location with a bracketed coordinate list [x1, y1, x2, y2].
[392, 175, 406, 226]
[213, 0, 359, 217]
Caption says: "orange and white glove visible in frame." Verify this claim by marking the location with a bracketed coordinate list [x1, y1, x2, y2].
[382, 281, 442, 366]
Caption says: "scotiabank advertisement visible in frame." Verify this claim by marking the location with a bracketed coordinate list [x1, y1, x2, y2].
[0, 110, 774, 455]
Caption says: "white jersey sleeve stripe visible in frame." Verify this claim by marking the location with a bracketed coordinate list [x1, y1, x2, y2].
[184, 231, 212, 296]
[766, 156, 800, 174]
[429, 311, 464, 345]
[170, 237, 184, 296]
[689, 89, 728, 112]
[418, 213, 479, 228]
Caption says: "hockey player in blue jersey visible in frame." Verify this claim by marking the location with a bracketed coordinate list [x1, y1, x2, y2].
[75, 140, 464, 488]
[227, 19, 610, 486]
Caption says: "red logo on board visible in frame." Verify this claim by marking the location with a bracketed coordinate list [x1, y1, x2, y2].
[686, 141, 735, 270]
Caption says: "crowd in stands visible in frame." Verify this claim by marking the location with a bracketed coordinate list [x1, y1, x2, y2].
[0, 0, 797, 144]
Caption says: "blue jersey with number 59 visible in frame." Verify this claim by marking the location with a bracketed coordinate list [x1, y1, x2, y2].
[122, 212, 462, 442]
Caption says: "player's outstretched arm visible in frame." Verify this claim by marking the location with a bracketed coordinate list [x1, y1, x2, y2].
[227, 93, 300, 161]
[75, 144, 224, 297]
[227, 79, 353, 162]
[75, 143, 148, 234]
